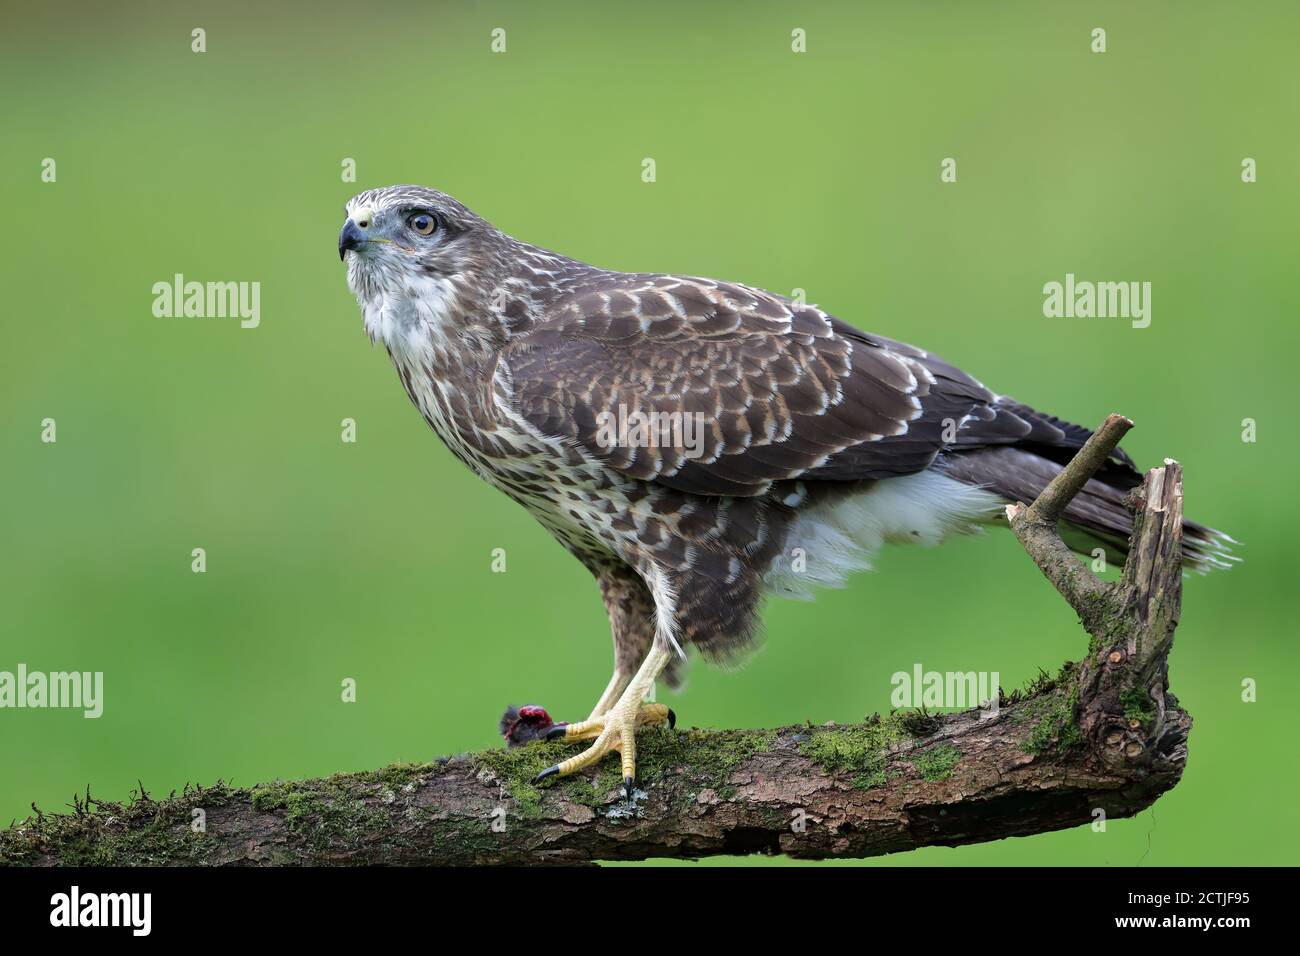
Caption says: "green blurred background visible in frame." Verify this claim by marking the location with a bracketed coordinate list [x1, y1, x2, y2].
[2, 0, 1296, 865]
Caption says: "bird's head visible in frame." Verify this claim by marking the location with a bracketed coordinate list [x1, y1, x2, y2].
[339, 184, 511, 353]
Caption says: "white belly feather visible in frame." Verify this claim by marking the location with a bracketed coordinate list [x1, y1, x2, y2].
[763, 471, 1005, 600]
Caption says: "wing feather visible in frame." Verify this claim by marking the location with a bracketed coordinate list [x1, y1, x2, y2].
[502, 274, 1093, 496]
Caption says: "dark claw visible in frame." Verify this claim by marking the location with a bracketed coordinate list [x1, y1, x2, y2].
[532, 765, 560, 785]
[666, 708, 676, 730]
[623, 776, 637, 800]
[544, 724, 569, 740]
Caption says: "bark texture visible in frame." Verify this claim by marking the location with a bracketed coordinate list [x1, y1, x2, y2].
[1, 416, 1190, 866]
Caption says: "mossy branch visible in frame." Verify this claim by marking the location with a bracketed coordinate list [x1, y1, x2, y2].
[1007, 417, 1191, 773]
[1, 417, 1191, 866]
[1, 688, 1176, 867]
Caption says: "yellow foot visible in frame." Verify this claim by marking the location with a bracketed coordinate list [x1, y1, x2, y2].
[532, 703, 675, 799]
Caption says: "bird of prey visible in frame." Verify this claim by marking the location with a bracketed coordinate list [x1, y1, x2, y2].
[339, 184, 1233, 797]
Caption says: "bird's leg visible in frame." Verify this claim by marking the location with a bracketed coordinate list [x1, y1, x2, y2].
[585, 567, 655, 720]
[534, 644, 675, 798]
[586, 667, 631, 721]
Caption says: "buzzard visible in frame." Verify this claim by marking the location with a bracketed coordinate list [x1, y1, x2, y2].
[339, 184, 1233, 797]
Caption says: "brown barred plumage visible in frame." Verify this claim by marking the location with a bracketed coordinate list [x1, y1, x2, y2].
[339, 184, 1235, 787]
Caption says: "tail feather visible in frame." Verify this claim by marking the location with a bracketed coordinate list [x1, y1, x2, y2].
[937, 444, 1238, 574]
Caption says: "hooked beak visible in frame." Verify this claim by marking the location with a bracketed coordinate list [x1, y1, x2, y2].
[338, 219, 365, 261]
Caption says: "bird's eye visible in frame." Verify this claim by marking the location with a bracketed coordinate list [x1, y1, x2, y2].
[409, 213, 438, 236]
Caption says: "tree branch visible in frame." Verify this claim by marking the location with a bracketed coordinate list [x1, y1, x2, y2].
[1, 417, 1191, 866]
[1004, 412, 1133, 627]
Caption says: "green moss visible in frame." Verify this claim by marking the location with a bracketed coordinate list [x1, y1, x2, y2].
[345, 762, 435, 790]
[472, 735, 655, 816]
[1018, 685, 1083, 755]
[53, 815, 221, 867]
[0, 726, 776, 862]
[0, 833, 39, 866]
[1012, 662, 1084, 756]
[2, 785, 234, 867]
[472, 725, 779, 813]
[249, 780, 296, 812]
[897, 710, 943, 737]
[1121, 686, 1155, 725]
[472, 738, 584, 818]
[1081, 593, 1137, 660]
[1006, 659, 1079, 705]
[912, 744, 961, 782]
[249, 778, 388, 841]
[800, 714, 909, 789]
[428, 816, 505, 861]
[635, 726, 777, 800]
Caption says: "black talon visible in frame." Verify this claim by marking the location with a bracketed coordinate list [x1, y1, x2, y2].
[623, 776, 637, 800]
[666, 708, 676, 730]
[544, 724, 569, 740]
[532, 765, 560, 785]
